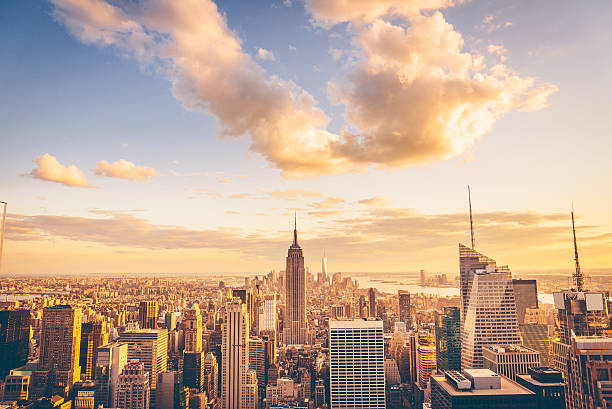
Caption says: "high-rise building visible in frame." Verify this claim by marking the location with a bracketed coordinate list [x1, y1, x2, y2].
[329, 319, 385, 409]
[158, 370, 188, 409]
[482, 345, 540, 382]
[118, 329, 168, 408]
[79, 320, 108, 380]
[461, 262, 521, 369]
[115, 361, 150, 409]
[284, 216, 307, 345]
[369, 288, 376, 318]
[0, 309, 30, 379]
[260, 295, 277, 333]
[36, 305, 82, 396]
[3, 370, 31, 401]
[138, 301, 158, 330]
[515, 367, 565, 409]
[183, 351, 205, 392]
[398, 291, 412, 329]
[95, 342, 128, 409]
[459, 244, 498, 321]
[551, 210, 611, 409]
[322, 251, 328, 277]
[512, 280, 538, 325]
[221, 299, 258, 409]
[519, 324, 551, 366]
[359, 295, 368, 319]
[564, 333, 612, 409]
[416, 333, 436, 389]
[435, 307, 461, 372]
[248, 337, 265, 390]
[183, 305, 203, 353]
[430, 369, 536, 409]
[165, 312, 177, 332]
[203, 352, 218, 403]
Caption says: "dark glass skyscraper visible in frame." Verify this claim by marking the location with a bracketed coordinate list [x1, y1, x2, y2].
[0, 309, 31, 378]
[435, 307, 461, 372]
[283, 216, 307, 345]
[513, 279, 538, 324]
[398, 290, 412, 329]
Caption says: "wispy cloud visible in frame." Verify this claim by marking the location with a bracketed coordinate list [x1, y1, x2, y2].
[29, 153, 92, 188]
[313, 196, 345, 209]
[95, 159, 157, 182]
[256, 48, 276, 61]
[266, 189, 322, 200]
[184, 187, 223, 199]
[358, 196, 393, 207]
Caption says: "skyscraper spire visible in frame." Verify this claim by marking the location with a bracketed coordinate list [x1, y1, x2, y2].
[293, 212, 299, 247]
[468, 185, 475, 249]
[571, 204, 584, 292]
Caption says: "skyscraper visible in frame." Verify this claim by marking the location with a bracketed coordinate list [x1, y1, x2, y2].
[519, 324, 551, 366]
[461, 264, 521, 369]
[183, 305, 203, 352]
[551, 209, 610, 409]
[459, 244, 498, 321]
[118, 329, 168, 408]
[416, 333, 437, 389]
[79, 320, 108, 381]
[322, 250, 328, 277]
[512, 279, 538, 325]
[183, 351, 205, 392]
[139, 301, 158, 330]
[329, 319, 385, 409]
[115, 361, 150, 409]
[284, 216, 307, 345]
[36, 305, 82, 396]
[435, 307, 461, 372]
[0, 309, 30, 379]
[482, 345, 541, 382]
[260, 295, 277, 333]
[221, 299, 257, 409]
[95, 342, 128, 409]
[398, 290, 412, 329]
[368, 287, 376, 318]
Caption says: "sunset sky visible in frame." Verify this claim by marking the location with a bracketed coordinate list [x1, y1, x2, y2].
[2, 0, 611, 275]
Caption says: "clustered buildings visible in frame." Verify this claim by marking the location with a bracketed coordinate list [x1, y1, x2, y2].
[0, 212, 611, 409]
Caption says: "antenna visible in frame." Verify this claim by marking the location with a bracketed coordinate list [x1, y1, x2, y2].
[571, 204, 584, 292]
[0, 201, 6, 275]
[468, 186, 475, 249]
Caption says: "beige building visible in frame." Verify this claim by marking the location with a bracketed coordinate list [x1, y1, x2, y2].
[482, 345, 540, 381]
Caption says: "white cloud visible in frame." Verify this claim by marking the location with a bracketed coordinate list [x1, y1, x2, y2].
[50, 0, 556, 178]
[95, 159, 158, 181]
[29, 153, 92, 188]
[256, 47, 276, 61]
[288, 45, 297, 51]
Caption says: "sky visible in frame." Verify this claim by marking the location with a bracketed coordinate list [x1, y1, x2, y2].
[1, 0, 611, 275]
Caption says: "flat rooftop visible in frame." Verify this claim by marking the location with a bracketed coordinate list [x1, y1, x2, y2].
[432, 375, 535, 397]
[516, 374, 564, 388]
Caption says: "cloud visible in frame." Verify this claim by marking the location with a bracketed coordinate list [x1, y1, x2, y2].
[256, 47, 276, 61]
[288, 45, 297, 51]
[317, 8, 558, 167]
[313, 196, 345, 209]
[229, 193, 250, 199]
[487, 44, 507, 56]
[50, 0, 556, 178]
[481, 15, 512, 33]
[29, 153, 92, 188]
[95, 159, 158, 181]
[267, 189, 322, 200]
[7, 208, 610, 272]
[329, 48, 343, 61]
[358, 195, 393, 207]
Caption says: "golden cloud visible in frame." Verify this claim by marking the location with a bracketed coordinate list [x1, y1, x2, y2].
[29, 153, 91, 188]
[95, 159, 157, 181]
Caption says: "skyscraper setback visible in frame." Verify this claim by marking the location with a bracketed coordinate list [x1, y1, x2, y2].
[283, 216, 307, 345]
[460, 248, 521, 369]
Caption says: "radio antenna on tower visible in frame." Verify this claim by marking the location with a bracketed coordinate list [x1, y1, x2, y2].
[571, 203, 584, 292]
[468, 186, 475, 249]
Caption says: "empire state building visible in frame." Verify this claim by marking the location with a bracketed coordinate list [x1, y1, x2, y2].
[283, 215, 307, 345]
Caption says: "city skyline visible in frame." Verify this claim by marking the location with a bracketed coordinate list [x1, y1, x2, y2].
[2, 0, 612, 275]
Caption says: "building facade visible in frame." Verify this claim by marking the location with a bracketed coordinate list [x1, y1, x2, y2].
[284, 218, 307, 346]
[329, 319, 385, 409]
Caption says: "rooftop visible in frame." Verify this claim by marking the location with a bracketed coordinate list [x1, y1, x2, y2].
[432, 374, 535, 397]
